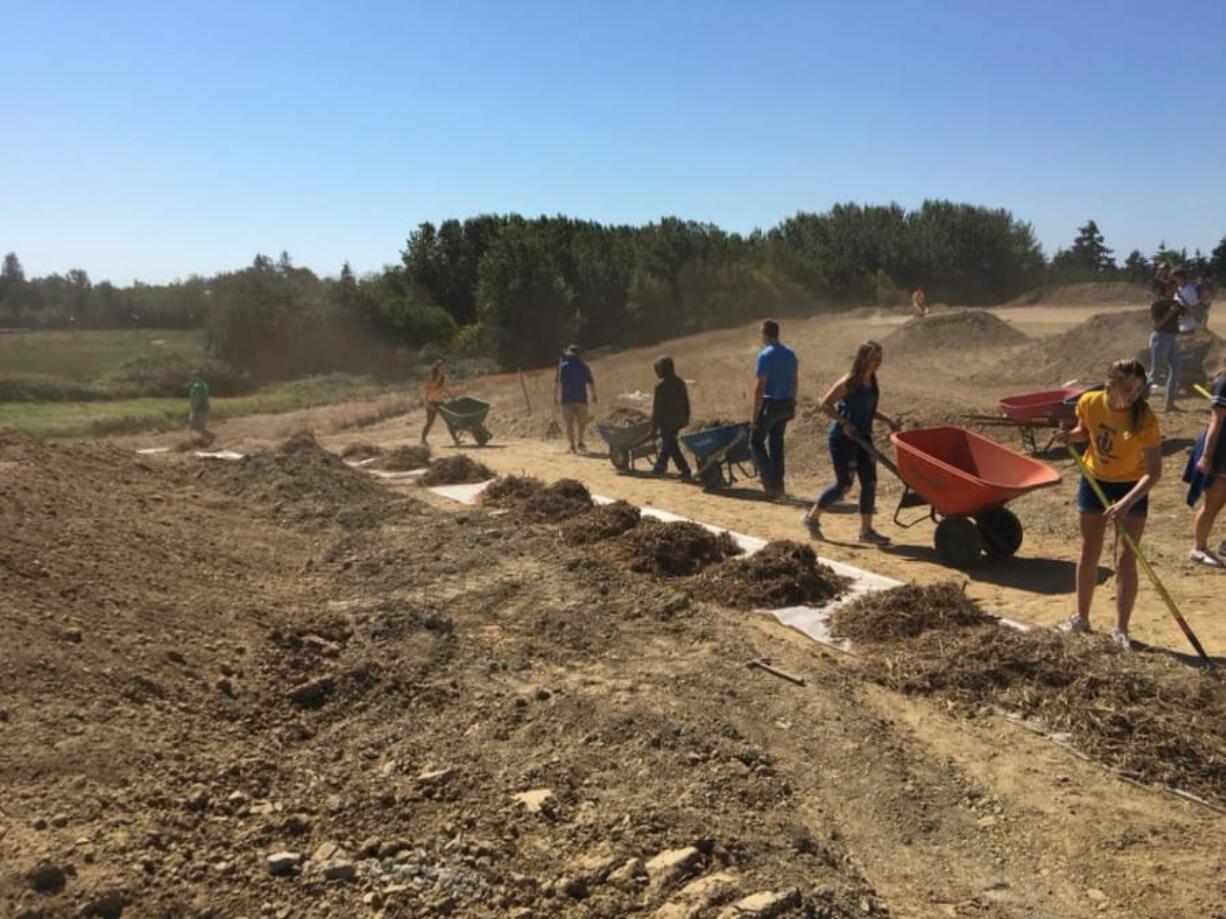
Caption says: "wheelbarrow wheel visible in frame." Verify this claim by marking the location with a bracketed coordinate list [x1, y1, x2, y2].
[610, 448, 631, 471]
[934, 515, 982, 568]
[976, 507, 1023, 557]
[699, 464, 723, 492]
[473, 424, 492, 447]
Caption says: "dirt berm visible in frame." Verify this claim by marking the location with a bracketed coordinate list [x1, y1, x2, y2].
[884, 310, 1027, 355]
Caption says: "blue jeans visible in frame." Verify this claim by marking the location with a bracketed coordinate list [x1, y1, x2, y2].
[818, 437, 877, 513]
[1149, 332, 1180, 407]
[751, 399, 793, 489]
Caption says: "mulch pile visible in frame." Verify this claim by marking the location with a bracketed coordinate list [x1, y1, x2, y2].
[885, 310, 1027, 355]
[604, 407, 650, 426]
[378, 444, 432, 471]
[418, 454, 494, 486]
[831, 581, 993, 643]
[693, 540, 850, 610]
[196, 433, 406, 529]
[340, 442, 384, 461]
[832, 582, 1226, 805]
[482, 476, 594, 521]
[602, 520, 742, 577]
[560, 500, 641, 544]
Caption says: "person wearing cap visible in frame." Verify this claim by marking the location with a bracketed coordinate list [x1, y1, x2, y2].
[1148, 276, 1185, 412]
[555, 345, 597, 453]
[750, 319, 798, 497]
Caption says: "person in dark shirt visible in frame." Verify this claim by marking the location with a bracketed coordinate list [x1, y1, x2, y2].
[649, 356, 692, 479]
[1149, 277, 1185, 412]
[1183, 362, 1226, 567]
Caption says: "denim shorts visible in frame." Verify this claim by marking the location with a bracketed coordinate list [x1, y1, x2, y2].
[1076, 476, 1148, 517]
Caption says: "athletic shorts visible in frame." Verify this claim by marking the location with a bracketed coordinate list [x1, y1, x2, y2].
[188, 409, 211, 432]
[561, 402, 589, 425]
[1076, 476, 1148, 518]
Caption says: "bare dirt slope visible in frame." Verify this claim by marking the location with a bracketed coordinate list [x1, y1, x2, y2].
[4, 434, 1225, 918]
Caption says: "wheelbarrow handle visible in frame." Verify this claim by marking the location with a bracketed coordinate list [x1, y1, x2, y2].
[836, 415, 902, 480]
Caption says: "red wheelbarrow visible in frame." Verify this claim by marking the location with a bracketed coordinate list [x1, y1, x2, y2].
[886, 427, 1061, 568]
[962, 387, 1082, 454]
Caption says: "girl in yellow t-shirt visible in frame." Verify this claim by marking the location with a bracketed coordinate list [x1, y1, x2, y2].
[1057, 359, 1162, 650]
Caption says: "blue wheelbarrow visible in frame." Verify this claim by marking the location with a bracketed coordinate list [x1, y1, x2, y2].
[680, 422, 758, 491]
[597, 420, 657, 471]
[439, 396, 493, 446]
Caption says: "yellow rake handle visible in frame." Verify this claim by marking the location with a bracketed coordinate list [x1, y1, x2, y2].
[1193, 383, 1213, 401]
[1065, 445, 1209, 661]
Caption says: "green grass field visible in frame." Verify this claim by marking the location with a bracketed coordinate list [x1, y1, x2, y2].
[0, 328, 208, 381]
[0, 373, 388, 438]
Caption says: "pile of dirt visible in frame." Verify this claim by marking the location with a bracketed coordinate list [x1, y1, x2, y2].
[482, 475, 594, 521]
[884, 310, 1028, 355]
[376, 444, 431, 471]
[689, 417, 739, 431]
[1007, 281, 1151, 307]
[602, 519, 742, 577]
[831, 581, 994, 643]
[197, 435, 409, 529]
[339, 442, 383, 461]
[559, 499, 641, 544]
[172, 432, 216, 452]
[418, 454, 494, 486]
[1012, 310, 1223, 384]
[693, 540, 850, 610]
[835, 583, 1226, 805]
[604, 407, 650, 426]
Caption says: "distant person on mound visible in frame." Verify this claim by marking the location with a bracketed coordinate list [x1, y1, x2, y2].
[803, 340, 901, 545]
[1174, 270, 1205, 335]
[649, 355, 692, 480]
[187, 373, 213, 444]
[1057, 359, 1162, 651]
[750, 319, 798, 498]
[555, 345, 597, 453]
[1184, 359, 1226, 567]
[911, 288, 929, 318]
[419, 358, 453, 445]
[1149, 277, 1184, 413]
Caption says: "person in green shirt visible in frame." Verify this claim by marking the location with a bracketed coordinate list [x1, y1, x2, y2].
[188, 374, 213, 442]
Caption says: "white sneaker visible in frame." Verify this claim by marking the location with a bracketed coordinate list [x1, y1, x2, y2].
[1109, 629, 1132, 652]
[1058, 614, 1091, 634]
[1190, 548, 1225, 568]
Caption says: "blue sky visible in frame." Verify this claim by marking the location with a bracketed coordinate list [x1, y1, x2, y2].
[3, 0, 1224, 284]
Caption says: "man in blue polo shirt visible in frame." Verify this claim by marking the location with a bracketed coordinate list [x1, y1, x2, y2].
[554, 345, 598, 453]
[750, 319, 798, 497]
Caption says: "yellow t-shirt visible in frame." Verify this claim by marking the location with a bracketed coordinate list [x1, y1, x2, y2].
[424, 372, 446, 403]
[1076, 390, 1160, 482]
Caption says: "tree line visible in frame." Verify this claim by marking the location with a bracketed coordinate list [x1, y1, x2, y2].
[4, 205, 1225, 380]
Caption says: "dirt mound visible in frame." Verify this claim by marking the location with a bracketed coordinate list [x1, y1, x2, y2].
[1008, 281, 1151, 306]
[1012, 310, 1224, 384]
[340, 442, 383, 461]
[376, 444, 431, 471]
[559, 500, 641, 544]
[602, 519, 742, 577]
[835, 583, 1226, 805]
[482, 475, 594, 521]
[693, 540, 850, 610]
[418, 454, 493, 486]
[690, 417, 739, 431]
[831, 581, 994, 643]
[884, 310, 1027, 354]
[604, 407, 650, 425]
[172, 432, 215, 452]
[197, 438, 407, 529]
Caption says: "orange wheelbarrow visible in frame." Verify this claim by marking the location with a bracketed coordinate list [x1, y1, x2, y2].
[886, 426, 1061, 568]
